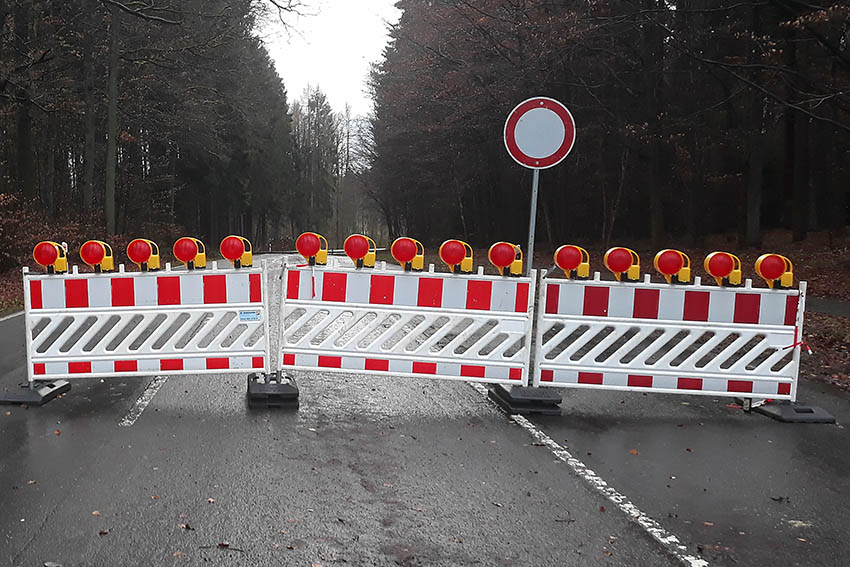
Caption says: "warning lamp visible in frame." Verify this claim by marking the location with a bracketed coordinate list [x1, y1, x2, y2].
[79, 240, 115, 273]
[32, 241, 68, 274]
[173, 237, 207, 270]
[126, 238, 161, 272]
[554, 245, 590, 279]
[391, 237, 424, 272]
[439, 239, 473, 274]
[344, 234, 376, 269]
[755, 253, 793, 289]
[488, 242, 522, 277]
[220, 235, 253, 268]
[703, 252, 742, 287]
[604, 247, 640, 282]
[653, 249, 691, 284]
[295, 232, 328, 266]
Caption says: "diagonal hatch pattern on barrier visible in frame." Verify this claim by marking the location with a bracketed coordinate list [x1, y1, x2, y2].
[534, 273, 806, 400]
[281, 263, 537, 385]
[23, 262, 270, 380]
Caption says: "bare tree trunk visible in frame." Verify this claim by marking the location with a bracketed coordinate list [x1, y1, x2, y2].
[82, 16, 97, 211]
[104, 4, 120, 235]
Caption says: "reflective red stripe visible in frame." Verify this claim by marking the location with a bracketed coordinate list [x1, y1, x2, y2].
[412, 361, 437, 374]
[287, 270, 301, 299]
[33, 363, 45, 375]
[633, 289, 659, 319]
[778, 383, 792, 395]
[417, 278, 443, 307]
[460, 364, 486, 378]
[509, 368, 523, 381]
[160, 359, 183, 371]
[206, 357, 229, 369]
[784, 295, 799, 326]
[370, 275, 395, 304]
[30, 281, 43, 309]
[252, 357, 265, 368]
[628, 374, 653, 388]
[68, 361, 91, 373]
[545, 284, 559, 314]
[365, 358, 390, 371]
[322, 273, 347, 302]
[727, 380, 753, 393]
[114, 360, 138, 372]
[515, 283, 530, 313]
[318, 356, 342, 368]
[733, 293, 760, 324]
[678, 377, 703, 390]
[540, 369, 554, 382]
[583, 287, 609, 316]
[249, 273, 262, 303]
[283, 354, 295, 366]
[466, 280, 492, 310]
[65, 279, 88, 308]
[578, 371, 603, 385]
[203, 275, 227, 304]
[683, 291, 710, 321]
[111, 278, 135, 307]
[157, 277, 180, 305]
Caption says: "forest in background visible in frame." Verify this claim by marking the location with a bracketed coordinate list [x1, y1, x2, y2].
[368, 1, 849, 250]
[1, 1, 849, 276]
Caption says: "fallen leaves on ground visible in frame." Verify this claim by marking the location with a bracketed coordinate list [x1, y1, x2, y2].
[91, 510, 101, 516]
[98, 529, 110, 536]
[628, 449, 639, 456]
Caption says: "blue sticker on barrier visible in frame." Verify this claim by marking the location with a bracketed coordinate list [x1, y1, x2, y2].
[239, 310, 262, 322]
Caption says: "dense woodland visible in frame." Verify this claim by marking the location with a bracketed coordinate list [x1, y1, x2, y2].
[369, 1, 850, 250]
[1, 1, 849, 272]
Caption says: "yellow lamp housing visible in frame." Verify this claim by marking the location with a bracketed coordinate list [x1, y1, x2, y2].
[363, 236, 377, 268]
[553, 245, 590, 279]
[79, 240, 115, 273]
[653, 249, 691, 284]
[704, 251, 742, 286]
[220, 235, 253, 268]
[32, 241, 68, 274]
[488, 242, 523, 277]
[755, 253, 794, 289]
[439, 239, 474, 274]
[127, 238, 161, 271]
[173, 237, 207, 270]
[603, 247, 640, 282]
[509, 246, 523, 277]
[315, 234, 328, 266]
[391, 237, 425, 272]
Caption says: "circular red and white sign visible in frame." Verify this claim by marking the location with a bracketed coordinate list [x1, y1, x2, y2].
[504, 97, 576, 169]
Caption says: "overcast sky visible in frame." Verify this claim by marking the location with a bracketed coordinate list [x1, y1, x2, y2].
[263, 0, 402, 118]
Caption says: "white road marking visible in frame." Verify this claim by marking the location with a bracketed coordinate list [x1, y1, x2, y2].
[0, 310, 23, 323]
[119, 376, 168, 427]
[469, 383, 709, 567]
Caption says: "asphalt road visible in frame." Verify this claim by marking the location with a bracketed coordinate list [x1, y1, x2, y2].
[2, 298, 849, 566]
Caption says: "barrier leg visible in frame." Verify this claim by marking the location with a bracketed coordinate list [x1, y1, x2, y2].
[488, 269, 562, 415]
[0, 380, 71, 406]
[247, 371, 299, 409]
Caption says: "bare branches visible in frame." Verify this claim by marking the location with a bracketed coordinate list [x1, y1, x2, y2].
[98, 0, 183, 25]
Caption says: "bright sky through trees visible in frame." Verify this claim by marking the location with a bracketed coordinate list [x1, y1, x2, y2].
[264, 0, 401, 117]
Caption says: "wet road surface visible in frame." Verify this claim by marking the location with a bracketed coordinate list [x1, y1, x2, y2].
[2, 307, 849, 566]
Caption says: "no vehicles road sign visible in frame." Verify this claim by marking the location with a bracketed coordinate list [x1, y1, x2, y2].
[504, 97, 576, 169]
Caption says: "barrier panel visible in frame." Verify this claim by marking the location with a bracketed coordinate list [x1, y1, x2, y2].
[24, 262, 270, 381]
[281, 264, 536, 385]
[533, 273, 806, 400]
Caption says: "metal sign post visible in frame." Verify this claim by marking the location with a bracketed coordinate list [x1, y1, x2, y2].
[504, 96, 576, 276]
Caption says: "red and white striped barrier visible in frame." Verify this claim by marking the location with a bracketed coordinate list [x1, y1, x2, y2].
[534, 273, 806, 400]
[282, 264, 536, 385]
[24, 262, 270, 381]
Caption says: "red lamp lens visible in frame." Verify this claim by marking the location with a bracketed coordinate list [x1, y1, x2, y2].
[489, 243, 515, 268]
[344, 235, 369, 260]
[296, 233, 321, 258]
[440, 240, 466, 265]
[555, 245, 582, 271]
[33, 242, 58, 266]
[220, 236, 245, 261]
[127, 239, 152, 264]
[606, 248, 633, 273]
[391, 238, 417, 263]
[759, 254, 785, 280]
[707, 253, 734, 278]
[173, 238, 199, 263]
[656, 250, 683, 276]
[80, 241, 106, 266]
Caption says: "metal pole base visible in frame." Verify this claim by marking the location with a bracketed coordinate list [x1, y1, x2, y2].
[0, 380, 71, 406]
[247, 371, 299, 409]
[488, 384, 562, 416]
[753, 400, 836, 424]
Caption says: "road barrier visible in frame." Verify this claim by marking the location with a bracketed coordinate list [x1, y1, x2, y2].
[9, 231, 823, 421]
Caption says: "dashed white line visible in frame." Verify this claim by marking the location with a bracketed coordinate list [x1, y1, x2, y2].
[119, 375, 168, 427]
[469, 383, 709, 567]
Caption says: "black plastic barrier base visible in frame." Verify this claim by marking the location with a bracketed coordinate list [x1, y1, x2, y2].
[0, 380, 71, 406]
[488, 385, 562, 416]
[753, 400, 836, 424]
[247, 372, 299, 409]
